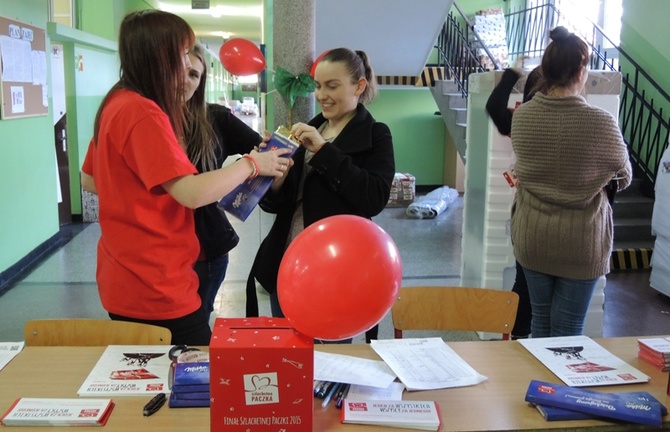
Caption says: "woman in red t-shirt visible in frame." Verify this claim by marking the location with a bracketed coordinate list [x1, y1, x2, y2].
[81, 9, 291, 345]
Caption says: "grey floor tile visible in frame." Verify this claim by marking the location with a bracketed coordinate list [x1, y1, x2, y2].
[0, 282, 106, 341]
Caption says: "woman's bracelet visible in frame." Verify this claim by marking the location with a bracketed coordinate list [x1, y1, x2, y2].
[241, 154, 259, 180]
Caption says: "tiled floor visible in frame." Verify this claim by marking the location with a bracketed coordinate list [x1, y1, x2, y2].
[2, 194, 670, 344]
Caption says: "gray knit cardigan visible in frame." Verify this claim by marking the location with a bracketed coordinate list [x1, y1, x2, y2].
[510, 92, 632, 279]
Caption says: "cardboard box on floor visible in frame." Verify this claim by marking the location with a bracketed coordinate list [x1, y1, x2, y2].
[210, 317, 314, 432]
[387, 172, 415, 207]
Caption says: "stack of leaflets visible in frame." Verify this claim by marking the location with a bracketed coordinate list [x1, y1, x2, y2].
[78, 345, 172, 396]
[340, 400, 442, 431]
[169, 362, 210, 408]
[637, 337, 670, 371]
[0, 398, 114, 427]
[525, 380, 666, 426]
[517, 335, 650, 387]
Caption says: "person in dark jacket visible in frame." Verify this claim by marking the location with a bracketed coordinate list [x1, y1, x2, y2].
[184, 44, 264, 320]
[246, 48, 395, 343]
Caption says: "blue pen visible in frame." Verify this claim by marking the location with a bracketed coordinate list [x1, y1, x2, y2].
[313, 380, 324, 397]
[321, 382, 342, 409]
[335, 383, 350, 409]
[316, 381, 333, 398]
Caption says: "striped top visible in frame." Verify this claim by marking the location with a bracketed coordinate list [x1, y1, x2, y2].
[510, 92, 632, 279]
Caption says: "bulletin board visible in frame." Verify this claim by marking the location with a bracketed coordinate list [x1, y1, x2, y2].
[0, 16, 48, 119]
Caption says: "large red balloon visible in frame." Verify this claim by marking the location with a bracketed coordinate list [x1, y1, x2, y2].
[277, 215, 402, 340]
[218, 38, 266, 76]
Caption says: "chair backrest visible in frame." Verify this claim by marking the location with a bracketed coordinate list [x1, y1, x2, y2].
[391, 286, 519, 340]
[24, 319, 172, 346]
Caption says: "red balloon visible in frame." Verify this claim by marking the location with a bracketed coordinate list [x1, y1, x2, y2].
[218, 38, 266, 76]
[310, 50, 330, 78]
[277, 215, 402, 340]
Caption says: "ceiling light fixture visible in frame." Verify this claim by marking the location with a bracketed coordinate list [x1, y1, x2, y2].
[191, 0, 209, 9]
[158, 2, 262, 17]
[212, 31, 232, 39]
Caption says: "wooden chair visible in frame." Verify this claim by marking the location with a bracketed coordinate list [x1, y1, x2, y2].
[391, 286, 519, 340]
[24, 319, 172, 346]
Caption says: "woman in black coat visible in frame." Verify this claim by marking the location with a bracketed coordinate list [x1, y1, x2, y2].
[246, 48, 395, 343]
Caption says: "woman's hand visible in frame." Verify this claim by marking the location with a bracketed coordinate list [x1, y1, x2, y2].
[249, 148, 292, 178]
[270, 157, 295, 192]
[255, 131, 271, 152]
[291, 122, 326, 153]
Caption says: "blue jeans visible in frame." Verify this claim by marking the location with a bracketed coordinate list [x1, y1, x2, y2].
[194, 254, 229, 317]
[522, 267, 598, 338]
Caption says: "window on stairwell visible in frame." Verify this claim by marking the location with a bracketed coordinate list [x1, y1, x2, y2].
[557, 0, 621, 69]
[527, 0, 622, 69]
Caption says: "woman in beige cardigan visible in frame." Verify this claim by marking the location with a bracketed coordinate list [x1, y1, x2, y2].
[510, 26, 632, 338]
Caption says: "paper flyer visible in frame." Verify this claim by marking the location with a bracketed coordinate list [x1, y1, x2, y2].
[77, 345, 172, 396]
[0, 342, 24, 372]
[370, 338, 487, 391]
[518, 335, 650, 387]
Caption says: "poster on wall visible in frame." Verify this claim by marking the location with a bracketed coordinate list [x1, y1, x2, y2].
[0, 16, 48, 119]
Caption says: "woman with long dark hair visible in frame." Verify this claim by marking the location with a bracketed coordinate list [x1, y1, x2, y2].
[81, 10, 290, 344]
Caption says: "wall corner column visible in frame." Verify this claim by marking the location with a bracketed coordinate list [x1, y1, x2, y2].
[272, 0, 315, 129]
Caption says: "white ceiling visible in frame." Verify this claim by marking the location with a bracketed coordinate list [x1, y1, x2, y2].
[157, 0, 264, 54]
[158, 0, 454, 77]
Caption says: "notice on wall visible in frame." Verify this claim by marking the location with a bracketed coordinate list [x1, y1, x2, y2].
[0, 16, 48, 119]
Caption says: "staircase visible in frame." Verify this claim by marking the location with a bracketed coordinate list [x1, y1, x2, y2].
[611, 179, 655, 270]
[429, 79, 467, 162]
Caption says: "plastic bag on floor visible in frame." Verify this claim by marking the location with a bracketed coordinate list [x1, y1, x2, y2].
[406, 186, 458, 219]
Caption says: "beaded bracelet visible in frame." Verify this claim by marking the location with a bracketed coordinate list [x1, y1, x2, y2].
[241, 154, 259, 180]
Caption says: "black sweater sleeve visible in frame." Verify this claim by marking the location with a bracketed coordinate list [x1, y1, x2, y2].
[523, 66, 542, 103]
[485, 68, 521, 136]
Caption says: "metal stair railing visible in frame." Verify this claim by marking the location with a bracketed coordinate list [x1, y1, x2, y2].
[436, 1, 670, 188]
[435, 2, 501, 98]
[506, 1, 670, 189]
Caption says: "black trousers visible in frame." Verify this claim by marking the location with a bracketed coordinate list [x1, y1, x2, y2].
[109, 307, 212, 346]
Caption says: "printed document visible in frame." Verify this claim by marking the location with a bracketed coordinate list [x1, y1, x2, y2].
[314, 351, 396, 388]
[0, 342, 23, 372]
[370, 338, 487, 391]
[78, 345, 172, 396]
[518, 335, 650, 387]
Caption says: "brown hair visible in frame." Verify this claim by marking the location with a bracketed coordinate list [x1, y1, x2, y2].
[94, 9, 195, 143]
[184, 44, 218, 172]
[541, 26, 589, 91]
[321, 48, 378, 105]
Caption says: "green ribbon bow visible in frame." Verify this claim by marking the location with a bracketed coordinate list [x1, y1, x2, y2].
[274, 66, 316, 108]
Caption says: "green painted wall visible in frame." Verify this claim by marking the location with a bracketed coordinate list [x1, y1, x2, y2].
[620, 0, 670, 101]
[0, 2, 59, 274]
[76, 0, 157, 39]
[368, 89, 445, 185]
[69, 44, 119, 212]
[619, 0, 670, 175]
